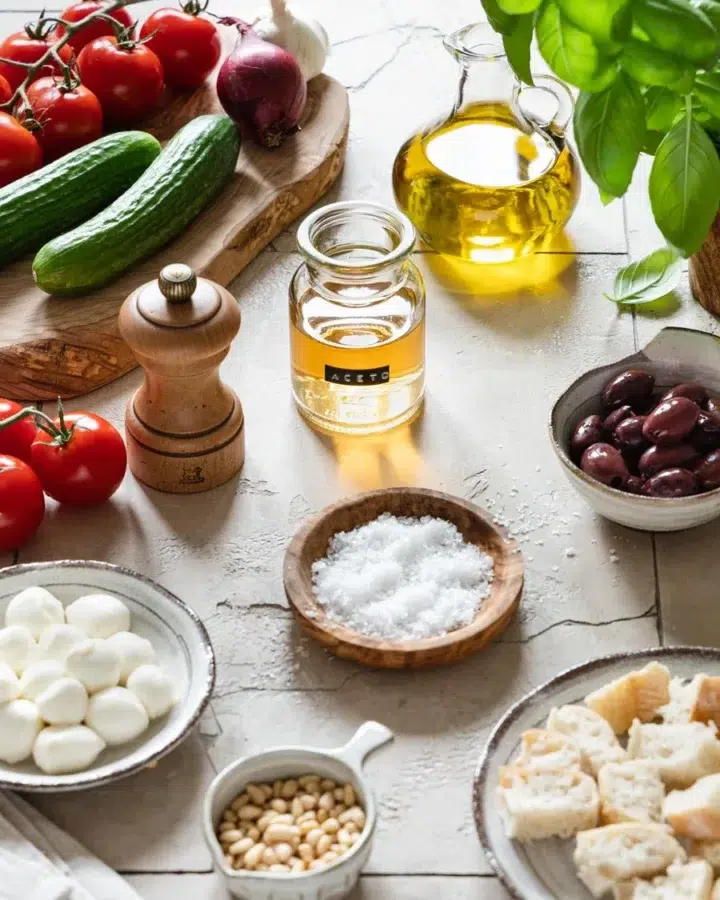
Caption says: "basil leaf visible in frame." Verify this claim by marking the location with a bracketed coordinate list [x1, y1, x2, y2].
[694, 0, 720, 31]
[536, 1, 618, 91]
[599, 189, 616, 205]
[695, 72, 720, 119]
[481, 0, 516, 33]
[643, 130, 665, 154]
[621, 40, 696, 93]
[497, 0, 541, 12]
[649, 111, 720, 256]
[503, 14, 534, 84]
[556, 0, 632, 45]
[605, 247, 682, 304]
[634, 0, 719, 66]
[645, 86, 682, 130]
[574, 73, 645, 198]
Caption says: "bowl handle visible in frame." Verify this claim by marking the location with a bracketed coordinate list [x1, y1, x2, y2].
[642, 326, 720, 365]
[333, 721, 394, 771]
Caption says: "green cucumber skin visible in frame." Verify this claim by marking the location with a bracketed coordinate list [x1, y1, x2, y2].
[0, 132, 161, 268]
[33, 116, 241, 297]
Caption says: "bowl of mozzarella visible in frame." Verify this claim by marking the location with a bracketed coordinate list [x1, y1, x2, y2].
[0, 560, 214, 790]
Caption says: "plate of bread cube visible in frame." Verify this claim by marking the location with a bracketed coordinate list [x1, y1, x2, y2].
[473, 647, 720, 899]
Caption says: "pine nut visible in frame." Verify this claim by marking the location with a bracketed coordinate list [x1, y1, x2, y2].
[299, 819, 320, 836]
[333, 787, 345, 801]
[281, 779, 299, 798]
[270, 798, 288, 814]
[299, 793, 317, 810]
[318, 792, 335, 811]
[316, 834, 332, 856]
[321, 779, 336, 792]
[257, 812, 278, 832]
[238, 805, 263, 821]
[296, 810, 316, 825]
[322, 851, 338, 864]
[222, 810, 236, 823]
[228, 837, 254, 856]
[270, 864, 290, 872]
[243, 843, 265, 869]
[246, 784, 265, 805]
[338, 828, 354, 847]
[331, 805, 345, 818]
[272, 814, 295, 825]
[232, 857, 244, 870]
[322, 818, 340, 834]
[231, 793, 249, 811]
[339, 807, 365, 829]
[264, 823, 300, 844]
[219, 822, 236, 834]
[317, 809, 328, 823]
[274, 842, 293, 863]
[306, 828, 323, 847]
[345, 822, 359, 835]
[246, 826, 261, 841]
[261, 784, 274, 800]
[273, 780, 284, 798]
[291, 860, 306, 873]
[220, 829, 243, 845]
[257, 864, 269, 871]
[343, 783, 356, 806]
[333, 843, 346, 856]
[298, 775, 316, 788]
[262, 847, 278, 866]
[224, 854, 234, 867]
[298, 843, 314, 862]
[308, 859, 325, 870]
[291, 796, 304, 818]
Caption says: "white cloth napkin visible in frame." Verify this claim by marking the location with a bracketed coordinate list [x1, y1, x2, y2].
[0, 793, 142, 900]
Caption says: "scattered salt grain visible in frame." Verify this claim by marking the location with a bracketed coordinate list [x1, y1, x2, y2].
[311, 514, 494, 641]
[564, 547, 576, 558]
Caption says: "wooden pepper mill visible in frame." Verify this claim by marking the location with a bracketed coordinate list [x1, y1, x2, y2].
[119, 263, 245, 493]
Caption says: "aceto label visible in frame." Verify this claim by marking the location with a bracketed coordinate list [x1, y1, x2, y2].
[325, 364, 390, 385]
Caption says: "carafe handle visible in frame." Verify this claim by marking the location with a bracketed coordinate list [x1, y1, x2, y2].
[512, 74, 574, 139]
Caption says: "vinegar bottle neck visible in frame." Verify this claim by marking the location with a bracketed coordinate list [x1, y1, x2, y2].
[453, 57, 516, 114]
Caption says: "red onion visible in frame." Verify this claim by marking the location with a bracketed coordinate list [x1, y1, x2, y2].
[216, 18, 307, 148]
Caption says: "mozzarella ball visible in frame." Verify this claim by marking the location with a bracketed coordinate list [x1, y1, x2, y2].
[36, 677, 88, 726]
[33, 725, 105, 775]
[0, 663, 19, 703]
[65, 594, 130, 640]
[127, 664, 176, 719]
[36, 624, 87, 664]
[86, 686, 149, 746]
[0, 626, 36, 674]
[0, 699, 41, 763]
[105, 632, 155, 684]
[66, 640, 120, 694]
[19, 660, 65, 701]
[5, 587, 64, 639]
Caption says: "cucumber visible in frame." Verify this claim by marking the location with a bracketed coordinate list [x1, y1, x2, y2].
[33, 115, 241, 296]
[0, 131, 161, 268]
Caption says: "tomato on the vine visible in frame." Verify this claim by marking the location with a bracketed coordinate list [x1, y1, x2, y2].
[30, 406, 127, 507]
[55, 1, 135, 53]
[26, 75, 103, 161]
[140, 4, 221, 91]
[0, 455, 45, 552]
[0, 27, 73, 91]
[0, 400, 38, 463]
[0, 113, 42, 188]
[0, 75, 12, 105]
[77, 36, 164, 124]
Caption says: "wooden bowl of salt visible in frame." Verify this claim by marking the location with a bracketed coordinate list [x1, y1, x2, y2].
[283, 487, 524, 669]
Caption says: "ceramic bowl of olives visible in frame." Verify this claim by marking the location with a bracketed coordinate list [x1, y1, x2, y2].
[550, 327, 720, 531]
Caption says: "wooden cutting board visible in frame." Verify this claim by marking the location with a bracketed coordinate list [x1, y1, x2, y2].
[0, 74, 349, 400]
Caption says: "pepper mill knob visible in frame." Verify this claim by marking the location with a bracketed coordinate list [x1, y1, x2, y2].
[118, 265, 245, 493]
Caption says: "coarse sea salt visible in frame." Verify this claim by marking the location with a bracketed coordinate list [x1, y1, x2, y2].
[311, 513, 494, 641]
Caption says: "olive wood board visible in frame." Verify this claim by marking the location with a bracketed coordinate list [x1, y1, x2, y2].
[0, 73, 349, 400]
[283, 487, 524, 669]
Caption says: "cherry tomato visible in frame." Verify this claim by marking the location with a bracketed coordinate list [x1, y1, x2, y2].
[0, 75, 12, 104]
[55, 1, 135, 53]
[77, 37, 164, 123]
[0, 113, 42, 188]
[0, 400, 38, 463]
[30, 410, 126, 506]
[26, 76, 103, 161]
[140, 7, 221, 90]
[0, 455, 45, 552]
[0, 29, 73, 91]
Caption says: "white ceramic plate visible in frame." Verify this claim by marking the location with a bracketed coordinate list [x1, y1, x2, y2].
[472, 646, 720, 899]
[0, 560, 215, 791]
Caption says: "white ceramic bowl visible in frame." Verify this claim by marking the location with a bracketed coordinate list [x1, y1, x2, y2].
[204, 721, 394, 900]
[0, 560, 215, 791]
[550, 326, 720, 531]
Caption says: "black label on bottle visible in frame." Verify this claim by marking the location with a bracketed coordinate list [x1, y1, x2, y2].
[325, 364, 390, 385]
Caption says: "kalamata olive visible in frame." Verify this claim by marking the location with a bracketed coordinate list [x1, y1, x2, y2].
[660, 382, 708, 406]
[602, 370, 655, 411]
[695, 450, 720, 491]
[689, 410, 720, 453]
[642, 397, 700, 445]
[642, 468, 698, 497]
[580, 442, 630, 489]
[638, 443, 699, 476]
[570, 414, 606, 460]
[613, 415, 648, 452]
[603, 405, 634, 432]
[625, 476, 645, 494]
[707, 396, 720, 416]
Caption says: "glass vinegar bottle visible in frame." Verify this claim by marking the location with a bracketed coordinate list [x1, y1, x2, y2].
[393, 23, 581, 263]
[289, 202, 425, 435]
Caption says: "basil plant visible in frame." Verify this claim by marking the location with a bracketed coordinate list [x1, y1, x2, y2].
[483, 0, 720, 258]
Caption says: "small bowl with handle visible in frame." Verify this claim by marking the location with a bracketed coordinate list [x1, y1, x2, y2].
[203, 720, 393, 900]
[550, 326, 720, 531]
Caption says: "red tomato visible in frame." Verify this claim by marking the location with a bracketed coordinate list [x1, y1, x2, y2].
[77, 37, 164, 124]
[140, 8, 221, 90]
[0, 75, 11, 104]
[55, 1, 135, 53]
[30, 410, 126, 506]
[26, 76, 103, 161]
[0, 113, 42, 188]
[0, 455, 45, 552]
[0, 400, 38, 463]
[0, 30, 73, 91]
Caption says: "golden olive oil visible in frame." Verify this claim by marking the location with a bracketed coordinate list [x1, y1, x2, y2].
[393, 101, 580, 263]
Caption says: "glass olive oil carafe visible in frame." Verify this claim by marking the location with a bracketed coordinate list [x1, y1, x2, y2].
[393, 23, 581, 263]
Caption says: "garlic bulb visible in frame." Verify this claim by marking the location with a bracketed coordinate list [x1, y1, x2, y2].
[254, 0, 329, 82]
